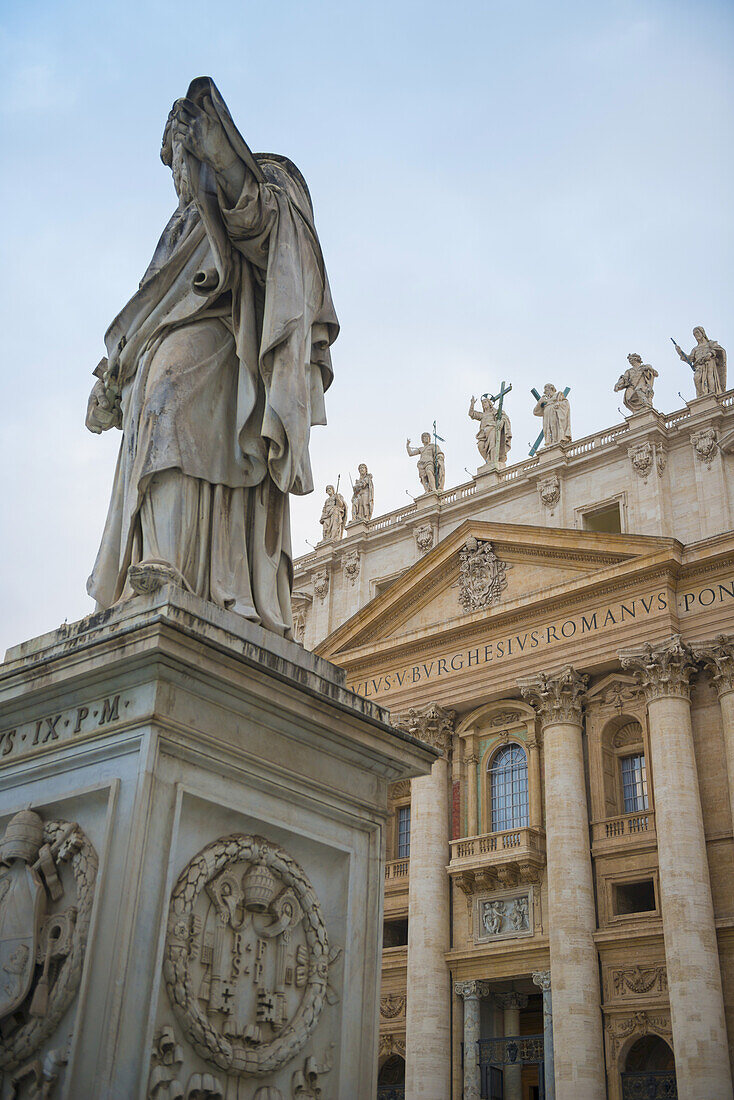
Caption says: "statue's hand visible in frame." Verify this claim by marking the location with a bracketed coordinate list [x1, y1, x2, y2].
[172, 98, 238, 177]
[86, 379, 120, 434]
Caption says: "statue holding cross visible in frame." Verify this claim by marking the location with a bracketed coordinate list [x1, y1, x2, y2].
[469, 380, 512, 468]
[531, 383, 571, 452]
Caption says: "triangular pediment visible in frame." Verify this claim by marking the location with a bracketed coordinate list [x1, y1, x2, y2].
[317, 520, 679, 661]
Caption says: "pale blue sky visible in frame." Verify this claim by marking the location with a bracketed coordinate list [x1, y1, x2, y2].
[1, 0, 732, 652]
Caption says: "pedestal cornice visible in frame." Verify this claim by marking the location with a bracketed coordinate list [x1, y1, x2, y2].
[619, 633, 697, 702]
[520, 666, 587, 729]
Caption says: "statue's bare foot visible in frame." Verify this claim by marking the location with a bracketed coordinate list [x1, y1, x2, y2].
[127, 560, 193, 596]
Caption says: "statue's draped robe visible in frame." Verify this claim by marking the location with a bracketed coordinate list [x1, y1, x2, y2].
[691, 339, 727, 397]
[88, 79, 338, 635]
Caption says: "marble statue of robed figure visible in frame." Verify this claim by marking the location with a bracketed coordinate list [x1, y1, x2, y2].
[85, 78, 338, 636]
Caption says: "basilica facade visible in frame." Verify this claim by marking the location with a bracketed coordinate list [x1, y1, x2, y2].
[293, 385, 734, 1100]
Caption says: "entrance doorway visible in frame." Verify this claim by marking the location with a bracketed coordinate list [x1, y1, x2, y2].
[620, 1035, 677, 1099]
[377, 1054, 405, 1100]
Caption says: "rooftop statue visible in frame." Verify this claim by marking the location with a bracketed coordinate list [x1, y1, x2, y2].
[615, 354, 658, 413]
[533, 384, 571, 447]
[351, 464, 374, 522]
[85, 78, 338, 637]
[320, 484, 347, 542]
[406, 433, 445, 493]
[468, 394, 512, 467]
[673, 327, 727, 397]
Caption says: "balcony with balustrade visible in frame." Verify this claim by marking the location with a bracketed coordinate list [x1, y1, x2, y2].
[591, 810, 656, 856]
[384, 857, 410, 895]
[448, 826, 546, 894]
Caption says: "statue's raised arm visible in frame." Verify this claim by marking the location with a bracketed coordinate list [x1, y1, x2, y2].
[86, 77, 338, 637]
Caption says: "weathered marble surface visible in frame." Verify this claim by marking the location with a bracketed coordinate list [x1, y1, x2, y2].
[468, 395, 511, 467]
[533, 384, 571, 446]
[351, 465, 374, 523]
[615, 354, 657, 412]
[674, 326, 727, 397]
[319, 484, 347, 541]
[0, 589, 435, 1099]
[406, 433, 445, 493]
[86, 77, 338, 638]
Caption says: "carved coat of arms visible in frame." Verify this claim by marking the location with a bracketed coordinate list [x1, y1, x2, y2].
[458, 538, 509, 612]
[0, 809, 98, 1076]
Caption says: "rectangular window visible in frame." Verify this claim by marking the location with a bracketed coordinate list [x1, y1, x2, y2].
[614, 879, 656, 915]
[621, 753, 649, 813]
[397, 805, 411, 858]
[583, 502, 622, 533]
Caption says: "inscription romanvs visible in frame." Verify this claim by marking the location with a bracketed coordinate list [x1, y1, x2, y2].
[163, 834, 340, 1079]
[351, 577, 734, 699]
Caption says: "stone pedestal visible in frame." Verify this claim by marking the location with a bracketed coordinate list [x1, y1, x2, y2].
[403, 704, 453, 1100]
[622, 637, 733, 1100]
[0, 588, 435, 1100]
[521, 668, 606, 1100]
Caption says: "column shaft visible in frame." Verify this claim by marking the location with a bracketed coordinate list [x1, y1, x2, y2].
[466, 751, 479, 836]
[462, 993, 481, 1100]
[543, 719, 605, 1100]
[647, 693, 732, 1098]
[528, 738, 542, 828]
[405, 757, 450, 1100]
[532, 971, 555, 1100]
[503, 1004, 522, 1100]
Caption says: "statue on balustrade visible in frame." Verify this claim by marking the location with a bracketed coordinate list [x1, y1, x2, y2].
[674, 326, 727, 397]
[468, 394, 512, 466]
[85, 77, 338, 637]
[351, 463, 374, 522]
[406, 433, 445, 493]
[615, 354, 658, 413]
[320, 485, 347, 542]
[533, 384, 571, 446]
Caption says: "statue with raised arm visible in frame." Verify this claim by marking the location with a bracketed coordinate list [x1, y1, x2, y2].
[674, 326, 727, 397]
[406, 433, 445, 493]
[468, 394, 512, 466]
[319, 485, 347, 542]
[533, 384, 571, 446]
[614, 354, 658, 413]
[351, 463, 374, 522]
[84, 78, 338, 637]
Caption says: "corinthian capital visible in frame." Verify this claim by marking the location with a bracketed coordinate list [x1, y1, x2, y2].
[532, 970, 551, 992]
[520, 666, 587, 728]
[620, 634, 696, 702]
[401, 701, 455, 755]
[693, 634, 734, 698]
[454, 979, 491, 999]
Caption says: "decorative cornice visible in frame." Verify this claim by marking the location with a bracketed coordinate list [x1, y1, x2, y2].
[620, 633, 697, 702]
[532, 970, 551, 993]
[454, 980, 491, 999]
[520, 666, 588, 729]
[693, 634, 734, 698]
[399, 701, 455, 755]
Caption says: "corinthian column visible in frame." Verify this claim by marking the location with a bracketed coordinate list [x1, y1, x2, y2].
[403, 703, 454, 1100]
[694, 633, 734, 830]
[621, 636, 732, 1099]
[532, 970, 555, 1100]
[455, 980, 490, 1100]
[521, 667, 605, 1100]
[495, 992, 528, 1100]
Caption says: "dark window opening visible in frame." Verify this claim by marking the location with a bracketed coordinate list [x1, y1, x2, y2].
[383, 917, 409, 948]
[583, 502, 622, 533]
[614, 879, 656, 915]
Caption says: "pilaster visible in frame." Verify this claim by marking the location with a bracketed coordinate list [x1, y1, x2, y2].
[532, 970, 555, 1100]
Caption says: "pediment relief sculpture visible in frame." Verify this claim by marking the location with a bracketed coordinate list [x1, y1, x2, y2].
[0, 810, 98, 1074]
[457, 537, 509, 613]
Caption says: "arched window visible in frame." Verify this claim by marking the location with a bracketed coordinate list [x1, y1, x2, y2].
[490, 744, 529, 832]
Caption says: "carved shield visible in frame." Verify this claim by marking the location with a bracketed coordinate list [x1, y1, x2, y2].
[0, 862, 44, 1020]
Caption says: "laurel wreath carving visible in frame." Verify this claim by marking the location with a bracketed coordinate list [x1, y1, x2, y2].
[0, 820, 98, 1071]
[163, 834, 331, 1078]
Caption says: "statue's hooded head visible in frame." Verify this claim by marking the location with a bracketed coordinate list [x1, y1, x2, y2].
[544, 383, 556, 397]
[693, 326, 708, 344]
[358, 463, 367, 476]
